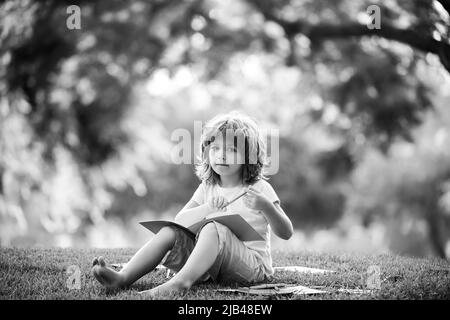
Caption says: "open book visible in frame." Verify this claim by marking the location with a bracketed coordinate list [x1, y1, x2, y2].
[140, 214, 264, 242]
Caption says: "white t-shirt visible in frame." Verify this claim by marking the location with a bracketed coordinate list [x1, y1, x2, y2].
[190, 178, 280, 275]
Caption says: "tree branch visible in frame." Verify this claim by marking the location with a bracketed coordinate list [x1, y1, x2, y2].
[249, 0, 450, 73]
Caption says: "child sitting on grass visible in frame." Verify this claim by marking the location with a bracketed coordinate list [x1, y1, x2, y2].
[91, 111, 293, 296]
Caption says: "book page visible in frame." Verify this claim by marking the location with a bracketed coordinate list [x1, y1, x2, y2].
[187, 214, 264, 241]
[139, 221, 196, 239]
[140, 214, 263, 242]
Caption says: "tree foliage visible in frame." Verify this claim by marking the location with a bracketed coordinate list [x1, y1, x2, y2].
[1, 0, 449, 256]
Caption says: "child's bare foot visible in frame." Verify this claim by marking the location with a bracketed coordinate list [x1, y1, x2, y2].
[139, 279, 188, 297]
[92, 256, 126, 289]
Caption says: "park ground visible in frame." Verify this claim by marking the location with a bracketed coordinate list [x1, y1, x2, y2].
[0, 247, 449, 300]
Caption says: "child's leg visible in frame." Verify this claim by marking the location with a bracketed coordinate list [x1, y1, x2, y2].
[142, 222, 219, 296]
[92, 226, 176, 288]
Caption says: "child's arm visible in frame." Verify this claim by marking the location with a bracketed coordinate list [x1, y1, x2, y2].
[174, 200, 210, 227]
[261, 201, 293, 240]
[244, 187, 293, 240]
[174, 197, 228, 227]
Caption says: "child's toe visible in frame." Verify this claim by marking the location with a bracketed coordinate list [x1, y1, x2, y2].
[98, 256, 106, 267]
[92, 266, 105, 285]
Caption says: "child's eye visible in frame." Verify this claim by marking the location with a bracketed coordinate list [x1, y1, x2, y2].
[210, 145, 218, 151]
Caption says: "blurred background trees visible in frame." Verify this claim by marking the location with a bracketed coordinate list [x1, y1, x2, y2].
[1, 0, 449, 258]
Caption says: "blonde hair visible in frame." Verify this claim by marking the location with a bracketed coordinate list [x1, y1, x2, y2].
[195, 111, 268, 185]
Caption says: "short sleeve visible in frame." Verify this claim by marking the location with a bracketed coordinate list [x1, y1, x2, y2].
[256, 180, 280, 205]
[190, 182, 206, 205]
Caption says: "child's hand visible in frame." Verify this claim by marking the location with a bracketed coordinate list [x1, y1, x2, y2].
[243, 186, 270, 211]
[207, 196, 228, 213]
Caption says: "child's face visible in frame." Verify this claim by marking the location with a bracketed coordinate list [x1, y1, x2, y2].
[208, 134, 244, 178]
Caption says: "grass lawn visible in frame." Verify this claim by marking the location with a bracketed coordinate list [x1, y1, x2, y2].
[1, 247, 449, 300]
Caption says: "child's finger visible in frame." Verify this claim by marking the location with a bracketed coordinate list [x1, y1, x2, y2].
[246, 188, 259, 195]
[209, 198, 215, 210]
[217, 197, 223, 208]
[244, 193, 255, 201]
[217, 197, 224, 208]
[214, 197, 220, 209]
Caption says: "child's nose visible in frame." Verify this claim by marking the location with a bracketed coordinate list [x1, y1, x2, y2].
[218, 149, 226, 160]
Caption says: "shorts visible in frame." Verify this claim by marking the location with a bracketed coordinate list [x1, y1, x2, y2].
[160, 221, 269, 285]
